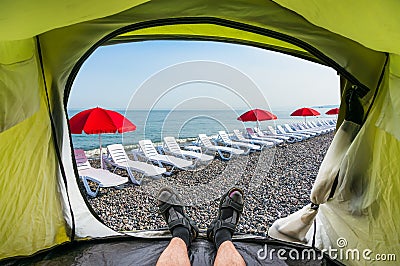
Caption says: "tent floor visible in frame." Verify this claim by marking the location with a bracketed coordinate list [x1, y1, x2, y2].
[5, 238, 341, 265]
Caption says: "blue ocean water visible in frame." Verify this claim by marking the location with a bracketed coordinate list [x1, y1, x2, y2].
[68, 107, 336, 153]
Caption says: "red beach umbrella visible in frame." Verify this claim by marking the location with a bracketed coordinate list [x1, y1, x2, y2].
[325, 107, 340, 115]
[237, 108, 277, 122]
[69, 107, 136, 168]
[237, 108, 277, 129]
[290, 107, 320, 122]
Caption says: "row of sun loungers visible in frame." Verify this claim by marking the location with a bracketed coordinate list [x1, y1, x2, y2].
[75, 120, 336, 196]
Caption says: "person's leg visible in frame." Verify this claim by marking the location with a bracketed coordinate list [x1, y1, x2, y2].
[156, 187, 199, 266]
[207, 188, 246, 265]
[214, 241, 246, 266]
[156, 237, 190, 266]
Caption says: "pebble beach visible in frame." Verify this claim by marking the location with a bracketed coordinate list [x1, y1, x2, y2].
[83, 132, 334, 236]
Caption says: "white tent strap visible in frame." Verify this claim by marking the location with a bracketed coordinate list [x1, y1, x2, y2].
[269, 204, 318, 244]
[311, 120, 361, 203]
[268, 121, 361, 244]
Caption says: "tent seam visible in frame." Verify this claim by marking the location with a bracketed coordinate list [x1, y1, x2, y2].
[35, 36, 76, 241]
[362, 53, 389, 124]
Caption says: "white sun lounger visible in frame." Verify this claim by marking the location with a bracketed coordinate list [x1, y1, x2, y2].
[312, 121, 335, 132]
[255, 127, 296, 143]
[307, 121, 330, 133]
[197, 134, 244, 160]
[163, 136, 214, 165]
[324, 120, 336, 130]
[74, 149, 128, 197]
[138, 140, 193, 174]
[319, 120, 334, 129]
[267, 125, 305, 141]
[293, 124, 322, 135]
[106, 144, 166, 185]
[232, 129, 274, 149]
[216, 130, 260, 154]
[283, 124, 316, 137]
[275, 125, 309, 140]
[246, 128, 285, 145]
[302, 122, 327, 134]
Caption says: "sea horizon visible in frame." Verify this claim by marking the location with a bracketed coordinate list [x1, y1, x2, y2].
[68, 107, 337, 154]
[67, 104, 338, 112]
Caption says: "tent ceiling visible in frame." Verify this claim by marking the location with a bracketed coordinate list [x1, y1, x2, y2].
[107, 23, 322, 64]
[50, 7, 385, 105]
[0, 0, 149, 41]
[273, 0, 400, 55]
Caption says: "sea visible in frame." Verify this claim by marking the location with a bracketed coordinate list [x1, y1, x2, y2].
[68, 107, 337, 155]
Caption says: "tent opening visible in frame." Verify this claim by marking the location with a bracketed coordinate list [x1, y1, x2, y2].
[67, 39, 339, 235]
[3, 1, 398, 264]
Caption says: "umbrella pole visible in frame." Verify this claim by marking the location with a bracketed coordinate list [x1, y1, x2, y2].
[99, 134, 103, 169]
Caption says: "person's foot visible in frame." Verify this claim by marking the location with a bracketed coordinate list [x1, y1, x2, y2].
[207, 188, 244, 249]
[157, 187, 199, 248]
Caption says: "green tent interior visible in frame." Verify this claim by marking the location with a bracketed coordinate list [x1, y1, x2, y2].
[1, 0, 399, 265]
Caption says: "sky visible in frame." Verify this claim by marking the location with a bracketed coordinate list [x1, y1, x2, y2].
[69, 40, 340, 111]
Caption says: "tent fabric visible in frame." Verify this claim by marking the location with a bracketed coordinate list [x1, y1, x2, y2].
[0, 1, 150, 41]
[272, 0, 400, 55]
[0, 39, 40, 132]
[0, 85, 70, 258]
[110, 24, 322, 64]
[377, 54, 400, 141]
[56, 0, 386, 97]
[0, 0, 399, 263]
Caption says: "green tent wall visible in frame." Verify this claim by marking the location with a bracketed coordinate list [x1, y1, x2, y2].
[1, 0, 399, 264]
